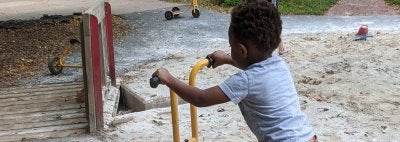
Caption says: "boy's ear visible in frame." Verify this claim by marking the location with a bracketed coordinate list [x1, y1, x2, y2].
[238, 43, 248, 59]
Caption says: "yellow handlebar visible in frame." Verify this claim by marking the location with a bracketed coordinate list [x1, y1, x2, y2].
[151, 56, 213, 142]
[189, 59, 210, 86]
[187, 59, 210, 142]
[173, 58, 211, 142]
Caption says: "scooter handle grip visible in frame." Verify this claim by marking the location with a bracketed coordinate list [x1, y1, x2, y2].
[150, 76, 161, 88]
[206, 55, 215, 68]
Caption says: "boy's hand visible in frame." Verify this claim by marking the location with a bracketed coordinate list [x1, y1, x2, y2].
[208, 50, 233, 68]
[152, 68, 172, 85]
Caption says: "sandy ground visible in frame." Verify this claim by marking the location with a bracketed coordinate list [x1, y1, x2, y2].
[106, 32, 400, 142]
[42, 31, 400, 142]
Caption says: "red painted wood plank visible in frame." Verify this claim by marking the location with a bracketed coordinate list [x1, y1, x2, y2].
[89, 15, 104, 129]
[105, 2, 116, 87]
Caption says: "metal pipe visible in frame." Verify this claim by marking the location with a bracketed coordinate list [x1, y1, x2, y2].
[170, 90, 180, 142]
[151, 58, 211, 142]
[192, 0, 198, 10]
[188, 59, 209, 141]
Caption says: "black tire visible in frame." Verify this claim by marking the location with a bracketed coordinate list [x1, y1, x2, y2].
[48, 56, 63, 75]
[192, 9, 200, 18]
[172, 7, 180, 16]
[165, 11, 174, 20]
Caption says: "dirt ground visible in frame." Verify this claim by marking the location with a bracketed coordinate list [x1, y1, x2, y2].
[0, 15, 130, 87]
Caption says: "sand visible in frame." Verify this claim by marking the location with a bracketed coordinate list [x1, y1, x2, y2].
[89, 31, 400, 142]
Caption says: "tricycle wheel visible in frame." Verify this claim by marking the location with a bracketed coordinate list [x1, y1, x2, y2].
[165, 11, 174, 20]
[192, 9, 200, 18]
[48, 56, 63, 75]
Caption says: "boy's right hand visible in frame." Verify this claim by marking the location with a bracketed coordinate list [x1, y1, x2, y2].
[208, 50, 232, 68]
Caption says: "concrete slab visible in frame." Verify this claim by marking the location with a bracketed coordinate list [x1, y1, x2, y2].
[120, 83, 186, 112]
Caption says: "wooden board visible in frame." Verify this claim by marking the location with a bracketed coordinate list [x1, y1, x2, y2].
[0, 82, 88, 141]
[0, 129, 87, 142]
[0, 82, 83, 93]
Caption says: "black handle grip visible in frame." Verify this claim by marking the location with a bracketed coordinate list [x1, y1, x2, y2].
[206, 55, 215, 68]
[150, 76, 161, 88]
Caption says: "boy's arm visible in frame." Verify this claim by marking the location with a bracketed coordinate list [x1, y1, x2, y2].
[153, 68, 230, 107]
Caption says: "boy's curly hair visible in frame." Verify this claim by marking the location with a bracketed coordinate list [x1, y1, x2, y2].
[229, 0, 282, 52]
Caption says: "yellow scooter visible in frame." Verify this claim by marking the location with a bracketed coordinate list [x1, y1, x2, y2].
[150, 56, 214, 142]
[47, 39, 82, 75]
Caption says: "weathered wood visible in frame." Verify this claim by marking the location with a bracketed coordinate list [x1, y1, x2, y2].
[0, 118, 87, 131]
[99, 20, 108, 87]
[0, 92, 78, 106]
[0, 123, 88, 137]
[0, 82, 82, 94]
[0, 86, 82, 99]
[89, 14, 104, 130]
[105, 2, 116, 86]
[0, 81, 88, 140]
[0, 98, 80, 110]
[0, 109, 83, 121]
[81, 1, 116, 132]
[0, 129, 87, 142]
[80, 12, 90, 132]
[0, 82, 82, 90]
[84, 1, 105, 24]
[0, 102, 84, 116]
[83, 13, 97, 133]
[0, 111, 85, 126]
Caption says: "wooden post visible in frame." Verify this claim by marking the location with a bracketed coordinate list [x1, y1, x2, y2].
[89, 15, 104, 130]
[99, 22, 107, 87]
[79, 20, 90, 132]
[82, 13, 97, 132]
[82, 1, 116, 132]
[105, 2, 116, 87]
